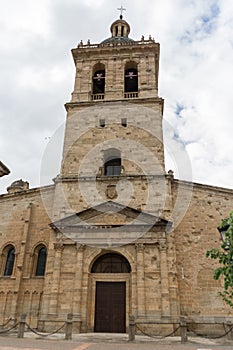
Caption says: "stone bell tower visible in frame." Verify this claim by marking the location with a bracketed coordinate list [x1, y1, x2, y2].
[70, 15, 160, 102]
[45, 14, 179, 333]
[53, 13, 169, 219]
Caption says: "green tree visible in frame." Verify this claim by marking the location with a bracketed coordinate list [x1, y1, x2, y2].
[206, 210, 233, 308]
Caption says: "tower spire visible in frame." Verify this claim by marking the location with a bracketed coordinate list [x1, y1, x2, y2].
[117, 5, 126, 19]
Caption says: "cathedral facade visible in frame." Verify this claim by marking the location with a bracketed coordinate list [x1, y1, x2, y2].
[0, 15, 233, 333]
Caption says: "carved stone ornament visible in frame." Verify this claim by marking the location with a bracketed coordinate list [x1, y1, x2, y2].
[136, 243, 144, 252]
[106, 184, 118, 199]
[159, 238, 167, 251]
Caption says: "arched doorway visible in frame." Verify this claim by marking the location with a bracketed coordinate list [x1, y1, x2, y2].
[91, 253, 131, 333]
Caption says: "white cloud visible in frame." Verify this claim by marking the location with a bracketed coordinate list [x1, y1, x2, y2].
[0, 0, 51, 36]
[157, 0, 233, 188]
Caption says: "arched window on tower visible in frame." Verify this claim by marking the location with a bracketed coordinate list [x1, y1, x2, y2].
[92, 63, 105, 100]
[104, 148, 121, 176]
[124, 62, 138, 98]
[3, 245, 15, 277]
[34, 245, 47, 277]
[115, 26, 118, 36]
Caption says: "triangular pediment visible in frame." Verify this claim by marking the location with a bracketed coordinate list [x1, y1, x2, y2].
[50, 201, 172, 247]
[50, 201, 170, 229]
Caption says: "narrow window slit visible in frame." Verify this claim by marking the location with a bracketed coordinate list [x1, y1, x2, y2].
[99, 119, 105, 127]
[121, 118, 127, 127]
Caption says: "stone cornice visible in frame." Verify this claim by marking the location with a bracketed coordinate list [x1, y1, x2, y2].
[173, 178, 233, 195]
[71, 39, 159, 62]
[0, 184, 55, 200]
[65, 97, 164, 112]
[54, 173, 167, 183]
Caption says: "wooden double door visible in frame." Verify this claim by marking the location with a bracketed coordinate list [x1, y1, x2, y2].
[94, 281, 126, 333]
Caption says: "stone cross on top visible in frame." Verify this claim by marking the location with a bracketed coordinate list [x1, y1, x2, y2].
[117, 5, 126, 18]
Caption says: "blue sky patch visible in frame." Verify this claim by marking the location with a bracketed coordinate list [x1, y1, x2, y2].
[175, 103, 185, 117]
[179, 2, 220, 43]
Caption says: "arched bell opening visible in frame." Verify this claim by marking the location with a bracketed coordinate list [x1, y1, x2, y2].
[92, 63, 105, 97]
[124, 61, 138, 96]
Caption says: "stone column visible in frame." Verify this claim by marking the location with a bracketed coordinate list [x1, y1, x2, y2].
[72, 244, 85, 316]
[136, 244, 145, 316]
[48, 242, 64, 314]
[159, 238, 170, 317]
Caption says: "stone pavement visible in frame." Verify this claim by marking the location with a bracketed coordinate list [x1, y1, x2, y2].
[0, 332, 233, 350]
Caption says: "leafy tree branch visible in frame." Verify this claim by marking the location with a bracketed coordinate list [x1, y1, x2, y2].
[206, 210, 233, 308]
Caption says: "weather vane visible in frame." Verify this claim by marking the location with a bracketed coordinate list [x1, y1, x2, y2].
[117, 5, 126, 18]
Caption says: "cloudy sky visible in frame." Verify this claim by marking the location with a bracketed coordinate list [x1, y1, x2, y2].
[0, 0, 233, 193]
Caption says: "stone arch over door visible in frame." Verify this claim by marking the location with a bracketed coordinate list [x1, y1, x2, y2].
[89, 252, 132, 333]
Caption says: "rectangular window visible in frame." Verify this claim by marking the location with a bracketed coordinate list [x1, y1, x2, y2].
[121, 118, 127, 127]
[99, 119, 105, 127]
[106, 165, 121, 176]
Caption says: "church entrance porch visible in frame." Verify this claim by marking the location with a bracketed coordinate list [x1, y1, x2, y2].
[87, 252, 132, 333]
[94, 281, 126, 333]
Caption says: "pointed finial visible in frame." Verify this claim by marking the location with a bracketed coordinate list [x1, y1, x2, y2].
[117, 5, 126, 19]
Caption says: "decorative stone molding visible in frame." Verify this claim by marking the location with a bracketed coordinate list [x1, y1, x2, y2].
[7, 179, 29, 194]
[76, 243, 86, 252]
[136, 243, 144, 252]
[53, 242, 64, 251]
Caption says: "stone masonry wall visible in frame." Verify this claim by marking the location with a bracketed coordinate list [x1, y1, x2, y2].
[172, 180, 233, 319]
[0, 186, 54, 325]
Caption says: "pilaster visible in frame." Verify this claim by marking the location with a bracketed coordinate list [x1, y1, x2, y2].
[159, 238, 170, 317]
[136, 243, 145, 316]
[72, 244, 85, 316]
[48, 242, 64, 314]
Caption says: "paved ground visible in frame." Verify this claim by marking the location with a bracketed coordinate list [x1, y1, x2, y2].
[0, 332, 232, 350]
